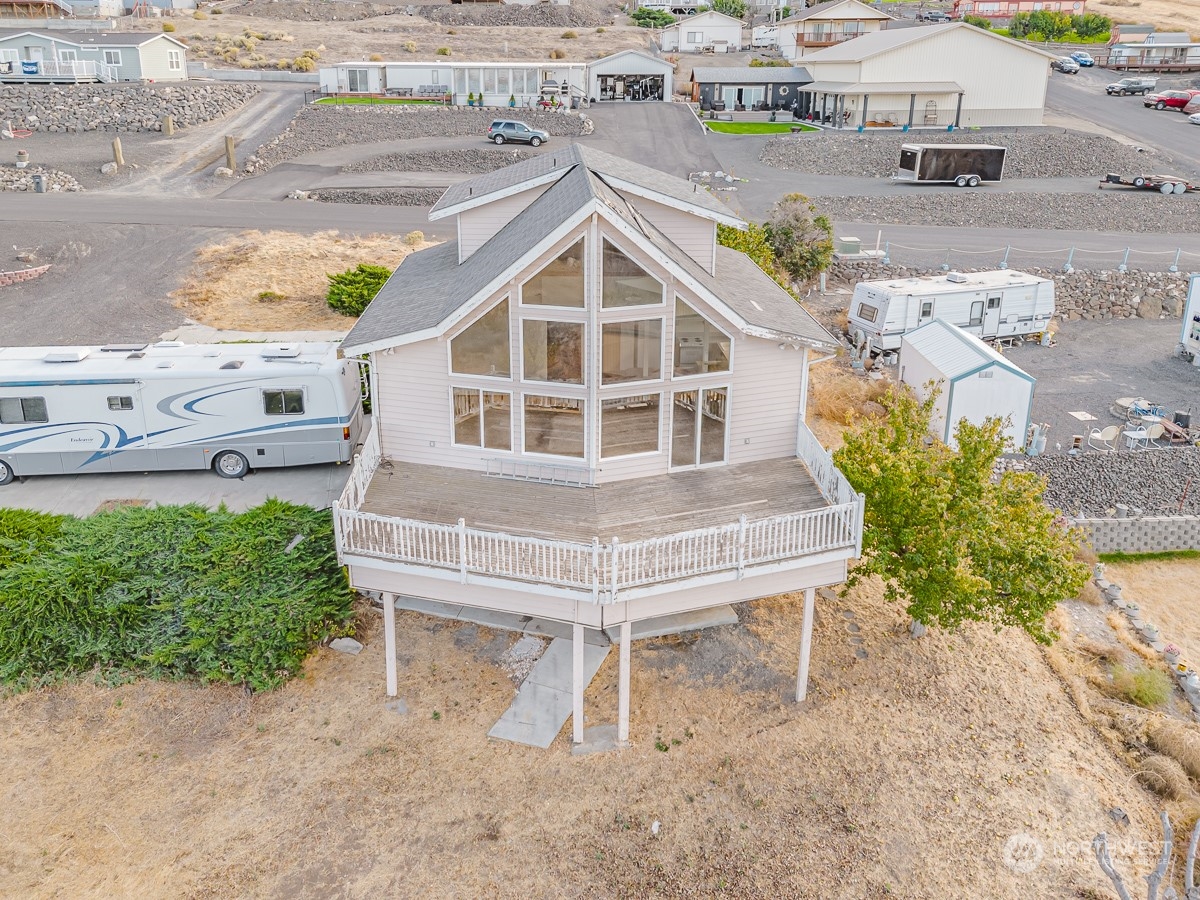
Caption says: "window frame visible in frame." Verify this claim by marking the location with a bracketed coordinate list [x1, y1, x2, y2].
[521, 318, 587, 386]
[669, 385, 731, 471]
[167, 49, 182, 72]
[600, 237, 665, 309]
[107, 395, 134, 411]
[519, 237, 587, 310]
[521, 393, 587, 460]
[600, 392, 663, 460]
[0, 396, 48, 424]
[103, 48, 122, 66]
[262, 388, 305, 416]
[855, 302, 879, 324]
[968, 300, 984, 327]
[599, 316, 665, 388]
[448, 295, 512, 381]
[450, 386, 513, 452]
[671, 296, 734, 380]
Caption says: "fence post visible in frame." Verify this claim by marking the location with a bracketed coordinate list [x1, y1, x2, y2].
[881, 241, 890, 266]
[1170, 249, 1181, 274]
[457, 517, 467, 584]
[1062, 247, 1075, 274]
[1118, 248, 1130, 274]
[999, 245, 1010, 270]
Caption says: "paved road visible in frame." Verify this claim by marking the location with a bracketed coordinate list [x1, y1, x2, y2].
[1045, 68, 1200, 177]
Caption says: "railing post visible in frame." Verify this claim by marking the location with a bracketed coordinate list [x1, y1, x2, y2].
[457, 517, 468, 584]
[332, 501, 345, 564]
[610, 537, 620, 604]
[737, 514, 747, 579]
[592, 537, 601, 605]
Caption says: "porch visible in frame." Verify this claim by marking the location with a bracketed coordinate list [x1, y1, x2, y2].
[0, 59, 116, 83]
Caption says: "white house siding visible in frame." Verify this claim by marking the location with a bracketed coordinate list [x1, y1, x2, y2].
[803, 60, 861, 82]
[457, 184, 553, 261]
[858, 30, 1048, 126]
[135, 37, 187, 82]
[946, 368, 1031, 449]
[618, 194, 716, 274]
[663, 12, 745, 53]
[586, 51, 675, 102]
[724, 336, 803, 465]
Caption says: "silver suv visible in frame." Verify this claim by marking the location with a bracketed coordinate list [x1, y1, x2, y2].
[487, 120, 549, 147]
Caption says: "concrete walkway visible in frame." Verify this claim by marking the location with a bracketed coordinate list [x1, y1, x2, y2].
[488, 637, 610, 749]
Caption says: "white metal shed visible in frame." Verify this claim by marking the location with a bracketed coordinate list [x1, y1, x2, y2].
[900, 318, 1036, 450]
[587, 50, 674, 102]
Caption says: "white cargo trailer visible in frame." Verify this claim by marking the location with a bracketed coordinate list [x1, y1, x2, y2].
[0, 341, 364, 484]
[847, 269, 1055, 355]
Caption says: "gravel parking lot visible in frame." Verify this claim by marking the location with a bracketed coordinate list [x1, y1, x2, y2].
[761, 130, 1174, 179]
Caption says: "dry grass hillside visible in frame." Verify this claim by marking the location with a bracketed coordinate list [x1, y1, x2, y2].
[1089, 0, 1200, 37]
[0, 577, 1165, 898]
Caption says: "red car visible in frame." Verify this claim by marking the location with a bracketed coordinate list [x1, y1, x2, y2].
[1144, 90, 1200, 110]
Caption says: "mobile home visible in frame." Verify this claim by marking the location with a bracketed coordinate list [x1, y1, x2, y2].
[0, 342, 363, 484]
[847, 269, 1055, 355]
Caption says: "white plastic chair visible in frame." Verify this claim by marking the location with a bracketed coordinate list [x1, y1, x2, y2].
[1088, 425, 1119, 452]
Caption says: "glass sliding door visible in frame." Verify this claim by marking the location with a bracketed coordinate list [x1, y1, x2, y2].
[670, 387, 727, 468]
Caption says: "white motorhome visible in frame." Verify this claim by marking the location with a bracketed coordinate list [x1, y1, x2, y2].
[847, 269, 1055, 355]
[0, 342, 364, 484]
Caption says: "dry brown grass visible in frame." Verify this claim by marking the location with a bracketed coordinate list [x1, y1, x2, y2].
[1138, 754, 1194, 800]
[1105, 561, 1200, 670]
[1090, 0, 1200, 34]
[171, 230, 429, 332]
[1108, 611, 1163, 663]
[807, 361, 889, 426]
[1150, 719, 1200, 781]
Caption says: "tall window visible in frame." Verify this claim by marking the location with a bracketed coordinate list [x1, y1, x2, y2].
[523, 320, 584, 385]
[524, 396, 585, 458]
[451, 298, 511, 377]
[671, 388, 727, 468]
[601, 395, 660, 458]
[452, 389, 512, 450]
[602, 240, 662, 308]
[601, 320, 662, 384]
[521, 239, 585, 308]
[673, 299, 730, 376]
[347, 68, 369, 92]
[168, 50, 182, 72]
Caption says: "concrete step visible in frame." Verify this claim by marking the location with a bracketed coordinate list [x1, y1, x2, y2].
[487, 636, 610, 749]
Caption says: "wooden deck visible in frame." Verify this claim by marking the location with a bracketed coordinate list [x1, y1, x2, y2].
[361, 457, 828, 544]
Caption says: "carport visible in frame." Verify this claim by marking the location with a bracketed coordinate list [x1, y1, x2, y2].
[587, 50, 675, 102]
[798, 80, 964, 129]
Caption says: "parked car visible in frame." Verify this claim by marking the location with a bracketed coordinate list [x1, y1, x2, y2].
[1144, 90, 1196, 110]
[1106, 77, 1158, 96]
[486, 120, 550, 146]
[1052, 57, 1080, 74]
[1070, 51, 1096, 66]
[917, 10, 952, 21]
[1190, 112, 1200, 125]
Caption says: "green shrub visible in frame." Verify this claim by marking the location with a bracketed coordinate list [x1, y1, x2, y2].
[630, 7, 674, 27]
[435, 46, 451, 56]
[292, 56, 315, 72]
[404, 40, 417, 52]
[300, 48, 320, 60]
[963, 14, 990, 28]
[192, 9, 208, 19]
[0, 501, 353, 692]
[326, 263, 393, 316]
[402, 230, 424, 247]
[369, 53, 383, 61]
[596, 26, 605, 33]
[162, 21, 176, 32]
[562, 30, 578, 38]
[1111, 664, 1173, 708]
[211, 6, 222, 12]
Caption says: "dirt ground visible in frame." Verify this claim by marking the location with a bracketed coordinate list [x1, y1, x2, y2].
[1089, 0, 1200, 36]
[0, 576, 1168, 899]
[171, 229, 427, 331]
[1105, 559, 1200, 665]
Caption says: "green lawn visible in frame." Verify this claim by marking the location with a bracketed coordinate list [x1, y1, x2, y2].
[705, 121, 817, 134]
[315, 96, 446, 105]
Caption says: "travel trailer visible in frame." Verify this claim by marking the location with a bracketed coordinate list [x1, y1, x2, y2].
[847, 270, 1056, 354]
[0, 342, 364, 484]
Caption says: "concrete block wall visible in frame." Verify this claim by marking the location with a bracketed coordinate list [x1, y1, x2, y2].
[0, 265, 50, 286]
[1074, 515, 1200, 553]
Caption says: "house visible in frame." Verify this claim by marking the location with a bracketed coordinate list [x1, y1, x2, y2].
[333, 144, 864, 747]
[587, 49, 674, 102]
[951, 0, 1087, 22]
[900, 319, 1035, 450]
[691, 64, 813, 112]
[660, 10, 745, 53]
[318, 60, 587, 107]
[1109, 32, 1200, 72]
[774, 0, 894, 61]
[0, 29, 188, 82]
[798, 22, 1054, 128]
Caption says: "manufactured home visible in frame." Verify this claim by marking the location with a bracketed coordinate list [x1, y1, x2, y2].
[0, 342, 363, 484]
[847, 269, 1055, 354]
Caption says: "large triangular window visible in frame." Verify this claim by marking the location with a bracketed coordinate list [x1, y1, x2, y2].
[673, 298, 730, 376]
[521, 239, 586, 308]
[450, 297, 511, 377]
[602, 240, 662, 308]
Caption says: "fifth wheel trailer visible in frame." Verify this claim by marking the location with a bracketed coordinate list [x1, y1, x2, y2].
[0, 342, 364, 484]
[893, 143, 1006, 188]
[847, 269, 1056, 355]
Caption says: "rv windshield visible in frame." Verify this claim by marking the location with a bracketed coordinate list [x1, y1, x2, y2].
[898, 149, 918, 173]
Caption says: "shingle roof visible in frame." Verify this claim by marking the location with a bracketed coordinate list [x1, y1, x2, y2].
[692, 66, 812, 85]
[0, 28, 181, 47]
[779, 0, 892, 24]
[802, 21, 1054, 62]
[430, 143, 740, 225]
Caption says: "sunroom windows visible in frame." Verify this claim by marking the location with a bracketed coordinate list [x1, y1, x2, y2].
[451, 298, 510, 378]
[602, 240, 663, 308]
[601, 395, 660, 458]
[452, 389, 512, 450]
[523, 320, 585, 385]
[601, 320, 662, 385]
[521, 239, 585, 308]
[673, 298, 730, 376]
[524, 395, 585, 458]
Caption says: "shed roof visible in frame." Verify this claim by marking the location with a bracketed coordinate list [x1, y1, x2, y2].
[692, 65, 812, 84]
[669, 9, 746, 27]
[779, 0, 892, 24]
[901, 319, 1034, 383]
[589, 49, 676, 72]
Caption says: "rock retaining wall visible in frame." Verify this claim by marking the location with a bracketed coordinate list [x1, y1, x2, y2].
[1075, 515, 1200, 553]
[829, 261, 1192, 320]
[0, 83, 259, 133]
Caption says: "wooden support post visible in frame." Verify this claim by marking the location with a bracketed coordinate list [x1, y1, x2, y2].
[572, 622, 585, 744]
[796, 587, 816, 703]
[163, 115, 174, 136]
[618, 621, 631, 746]
[383, 592, 398, 698]
[224, 134, 236, 171]
[111, 137, 124, 168]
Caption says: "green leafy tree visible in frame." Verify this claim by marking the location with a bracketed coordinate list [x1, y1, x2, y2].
[326, 264, 393, 317]
[763, 192, 833, 285]
[1007, 11, 1031, 37]
[832, 384, 1088, 643]
[963, 14, 991, 29]
[712, 0, 747, 18]
[1071, 12, 1112, 37]
[630, 7, 675, 27]
[1026, 9, 1072, 38]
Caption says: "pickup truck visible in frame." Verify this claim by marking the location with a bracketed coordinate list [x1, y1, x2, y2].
[1106, 77, 1158, 96]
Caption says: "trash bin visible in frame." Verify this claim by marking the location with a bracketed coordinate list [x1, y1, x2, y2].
[32, 173, 46, 193]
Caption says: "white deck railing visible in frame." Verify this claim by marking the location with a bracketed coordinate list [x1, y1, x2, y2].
[333, 419, 864, 601]
[1, 60, 117, 83]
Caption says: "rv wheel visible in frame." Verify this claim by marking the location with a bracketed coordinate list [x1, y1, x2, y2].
[0, 461, 12, 486]
[214, 450, 249, 479]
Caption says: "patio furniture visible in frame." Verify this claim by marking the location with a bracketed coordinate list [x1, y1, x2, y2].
[1144, 422, 1167, 449]
[1122, 425, 1150, 451]
[1088, 425, 1120, 452]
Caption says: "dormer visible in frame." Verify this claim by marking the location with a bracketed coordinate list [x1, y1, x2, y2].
[427, 145, 741, 276]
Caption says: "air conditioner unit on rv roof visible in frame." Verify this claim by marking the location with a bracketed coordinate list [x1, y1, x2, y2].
[946, 272, 968, 283]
